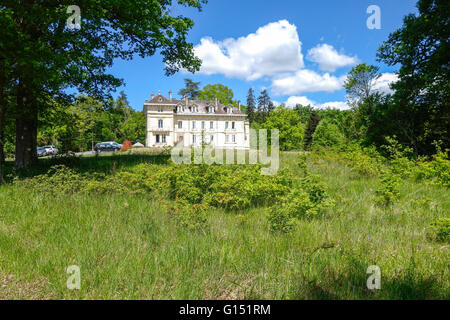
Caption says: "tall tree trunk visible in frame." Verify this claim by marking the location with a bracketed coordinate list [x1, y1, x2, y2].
[0, 106, 5, 186]
[15, 83, 38, 169]
[0, 105, 5, 165]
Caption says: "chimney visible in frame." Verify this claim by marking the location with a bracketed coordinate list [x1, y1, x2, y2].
[238, 100, 241, 110]
[185, 95, 188, 107]
[151, 92, 154, 100]
[215, 96, 218, 108]
[169, 90, 172, 101]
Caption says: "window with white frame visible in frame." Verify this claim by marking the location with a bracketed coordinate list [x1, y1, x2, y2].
[202, 121, 205, 130]
[210, 121, 213, 129]
[158, 119, 163, 128]
[210, 135, 214, 142]
[232, 122, 235, 129]
[225, 121, 229, 129]
[192, 121, 196, 130]
[225, 135, 229, 143]
[178, 121, 182, 129]
[156, 134, 160, 143]
[192, 135, 196, 144]
[162, 134, 167, 143]
[232, 135, 236, 143]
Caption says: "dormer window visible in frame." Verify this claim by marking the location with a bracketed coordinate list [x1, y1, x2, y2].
[158, 97, 162, 102]
[228, 107, 232, 114]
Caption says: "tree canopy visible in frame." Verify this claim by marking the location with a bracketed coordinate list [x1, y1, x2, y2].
[0, 0, 206, 168]
[198, 84, 234, 105]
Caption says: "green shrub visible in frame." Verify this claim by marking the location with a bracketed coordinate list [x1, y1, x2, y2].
[174, 201, 209, 231]
[426, 218, 450, 243]
[269, 175, 334, 233]
[268, 208, 296, 233]
[414, 148, 450, 188]
[375, 173, 400, 207]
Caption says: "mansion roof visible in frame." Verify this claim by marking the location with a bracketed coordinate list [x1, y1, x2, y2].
[145, 93, 245, 115]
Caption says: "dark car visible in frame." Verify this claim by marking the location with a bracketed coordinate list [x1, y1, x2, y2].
[94, 142, 122, 153]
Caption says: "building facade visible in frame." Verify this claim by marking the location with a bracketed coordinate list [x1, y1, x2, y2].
[143, 91, 250, 149]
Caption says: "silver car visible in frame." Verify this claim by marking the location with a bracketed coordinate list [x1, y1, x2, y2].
[43, 145, 58, 156]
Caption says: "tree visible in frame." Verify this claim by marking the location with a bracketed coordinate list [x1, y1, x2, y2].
[1, 0, 205, 168]
[294, 104, 314, 123]
[257, 89, 271, 123]
[377, 0, 450, 154]
[303, 111, 321, 150]
[344, 63, 383, 141]
[198, 84, 234, 105]
[312, 119, 346, 149]
[344, 63, 381, 105]
[246, 88, 256, 123]
[262, 106, 305, 151]
[178, 78, 201, 100]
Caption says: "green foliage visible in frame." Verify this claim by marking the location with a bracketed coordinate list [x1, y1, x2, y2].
[268, 209, 296, 233]
[377, 0, 450, 155]
[426, 218, 450, 243]
[262, 106, 305, 151]
[178, 78, 201, 99]
[375, 173, 401, 207]
[414, 147, 450, 188]
[312, 119, 346, 149]
[246, 88, 256, 123]
[303, 111, 321, 150]
[169, 200, 209, 232]
[269, 175, 334, 233]
[198, 84, 234, 105]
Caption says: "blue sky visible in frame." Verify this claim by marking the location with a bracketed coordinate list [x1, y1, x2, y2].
[108, 0, 419, 111]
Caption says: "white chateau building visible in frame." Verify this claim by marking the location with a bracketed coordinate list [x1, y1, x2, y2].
[143, 91, 250, 149]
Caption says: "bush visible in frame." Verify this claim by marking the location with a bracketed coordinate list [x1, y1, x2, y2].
[174, 201, 209, 231]
[312, 119, 346, 149]
[426, 218, 450, 243]
[414, 148, 450, 188]
[375, 173, 400, 207]
[269, 175, 334, 233]
[121, 140, 132, 151]
[268, 209, 296, 233]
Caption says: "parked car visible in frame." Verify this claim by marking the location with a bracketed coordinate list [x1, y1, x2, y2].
[37, 147, 47, 157]
[94, 142, 122, 152]
[43, 145, 58, 156]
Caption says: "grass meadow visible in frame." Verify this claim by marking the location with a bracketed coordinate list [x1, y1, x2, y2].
[0, 150, 448, 299]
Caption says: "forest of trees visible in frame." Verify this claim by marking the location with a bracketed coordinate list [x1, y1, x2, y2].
[249, 0, 449, 156]
[0, 0, 447, 165]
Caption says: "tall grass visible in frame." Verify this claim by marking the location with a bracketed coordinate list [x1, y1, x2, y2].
[0, 151, 448, 299]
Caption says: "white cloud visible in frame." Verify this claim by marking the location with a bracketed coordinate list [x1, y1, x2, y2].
[318, 101, 351, 110]
[372, 73, 398, 95]
[283, 96, 350, 110]
[194, 20, 304, 81]
[272, 100, 282, 107]
[271, 69, 346, 95]
[285, 96, 315, 107]
[306, 44, 359, 72]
